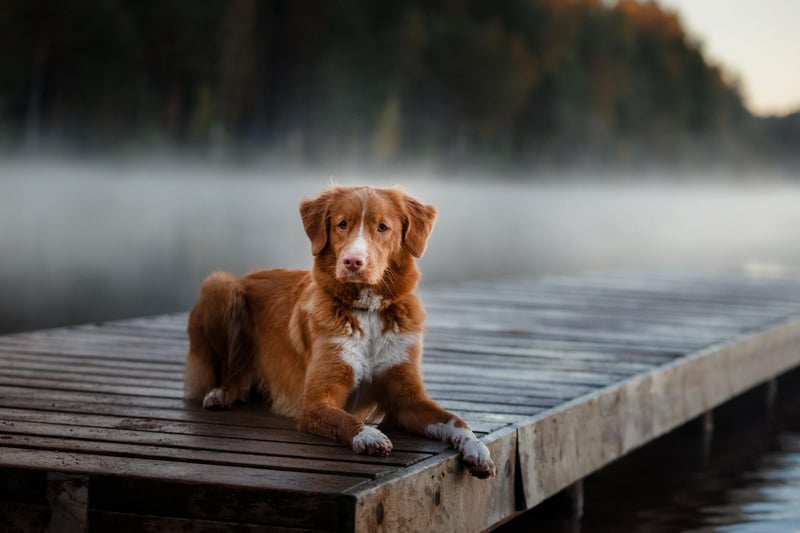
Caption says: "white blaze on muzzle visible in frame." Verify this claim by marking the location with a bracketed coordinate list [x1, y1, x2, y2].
[342, 203, 369, 266]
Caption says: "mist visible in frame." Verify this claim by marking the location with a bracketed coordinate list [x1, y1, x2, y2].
[3, 158, 799, 334]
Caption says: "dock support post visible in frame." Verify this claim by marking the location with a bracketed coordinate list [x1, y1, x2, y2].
[765, 378, 778, 417]
[698, 410, 714, 462]
[532, 479, 584, 520]
[561, 480, 584, 520]
[45, 473, 88, 533]
[506, 479, 584, 530]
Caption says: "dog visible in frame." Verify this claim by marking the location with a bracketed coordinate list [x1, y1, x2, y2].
[184, 185, 495, 478]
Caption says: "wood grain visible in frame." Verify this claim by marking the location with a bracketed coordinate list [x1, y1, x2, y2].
[1, 272, 800, 531]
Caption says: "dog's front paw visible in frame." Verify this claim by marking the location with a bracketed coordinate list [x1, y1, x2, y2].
[202, 388, 232, 410]
[352, 426, 393, 456]
[462, 439, 496, 479]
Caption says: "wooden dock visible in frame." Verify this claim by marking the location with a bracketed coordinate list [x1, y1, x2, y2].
[2, 272, 800, 532]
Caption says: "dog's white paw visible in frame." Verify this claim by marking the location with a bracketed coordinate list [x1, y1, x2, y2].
[426, 419, 496, 479]
[461, 438, 496, 479]
[202, 388, 231, 410]
[352, 426, 393, 456]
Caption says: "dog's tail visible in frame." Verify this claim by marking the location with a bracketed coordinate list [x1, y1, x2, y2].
[184, 271, 255, 403]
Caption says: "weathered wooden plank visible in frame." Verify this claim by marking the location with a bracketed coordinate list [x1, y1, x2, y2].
[0, 404, 319, 448]
[422, 373, 596, 391]
[426, 333, 680, 362]
[2, 272, 800, 532]
[88, 477, 349, 531]
[424, 350, 654, 376]
[0, 392, 443, 448]
[423, 363, 619, 388]
[0, 387, 502, 449]
[434, 400, 544, 416]
[1, 434, 395, 478]
[426, 319, 716, 352]
[0, 403, 447, 452]
[79, 323, 189, 340]
[428, 392, 558, 409]
[0, 387, 292, 429]
[0, 368, 182, 390]
[0, 385, 199, 411]
[0, 342, 185, 363]
[426, 282, 800, 316]
[430, 335, 684, 356]
[0, 376, 182, 398]
[0, 447, 363, 493]
[424, 382, 590, 401]
[0, 329, 188, 347]
[0, 353, 183, 379]
[0, 388, 307, 436]
[424, 299, 780, 328]
[11, 358, 627, 404]
[515, 316, 800, 511]
[426, 305, 757, 337]
[0, 419, 429, 467]
[425, 297, 799, 324]
[345, 426, 517, 533]
[89, 511, 321, 533]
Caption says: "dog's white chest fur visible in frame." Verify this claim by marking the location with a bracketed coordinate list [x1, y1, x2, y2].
[335, 309, 417, 385]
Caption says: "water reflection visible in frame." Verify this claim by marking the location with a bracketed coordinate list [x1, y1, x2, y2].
[574, 383, 800, 533]
[692, 432, 800, 532]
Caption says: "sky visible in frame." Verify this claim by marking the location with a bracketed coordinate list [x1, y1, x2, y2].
[657, 0, 800, 117]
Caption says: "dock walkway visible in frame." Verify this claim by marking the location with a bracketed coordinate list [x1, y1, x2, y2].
[2, 272, 800, 532]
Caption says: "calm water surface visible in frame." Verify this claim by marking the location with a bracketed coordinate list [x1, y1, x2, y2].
[580, 389, 800, 533]
[4, 160, 800, 333]
[509, 386, 800, 533]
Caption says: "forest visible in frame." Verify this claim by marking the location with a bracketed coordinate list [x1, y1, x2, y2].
[1, 0, 797, 169]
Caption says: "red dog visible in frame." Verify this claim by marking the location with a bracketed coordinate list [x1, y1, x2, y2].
[184, 186, 495, 478]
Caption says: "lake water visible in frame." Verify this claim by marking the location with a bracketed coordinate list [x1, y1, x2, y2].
[3, 159, 800, 334]
[2, 159, 800, 531]
[520, 380, 800, 533]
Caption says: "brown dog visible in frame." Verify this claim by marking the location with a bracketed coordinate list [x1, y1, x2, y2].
[184, 186, 495, 478]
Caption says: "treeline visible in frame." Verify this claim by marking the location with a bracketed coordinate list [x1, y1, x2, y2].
[0, 0, 795, 168]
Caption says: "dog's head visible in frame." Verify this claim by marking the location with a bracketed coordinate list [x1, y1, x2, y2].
[300, 186, 436, 288]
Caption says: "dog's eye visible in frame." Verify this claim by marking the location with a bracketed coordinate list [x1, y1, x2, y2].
[377, 223, 389, 233]
[337, 220, 347, 230]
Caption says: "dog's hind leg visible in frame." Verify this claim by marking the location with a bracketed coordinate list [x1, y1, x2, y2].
[184, 342, 217, 402]
[185, 271, 255, 409]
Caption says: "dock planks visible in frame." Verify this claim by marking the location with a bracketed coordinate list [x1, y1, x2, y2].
[2, 272, 800, 531]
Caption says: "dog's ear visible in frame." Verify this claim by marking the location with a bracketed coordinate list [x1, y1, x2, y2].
[300, 193, 331, 256]
[402, 195, 437, 258]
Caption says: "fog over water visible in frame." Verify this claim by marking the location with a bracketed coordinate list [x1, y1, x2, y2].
[2, 159, 800, 333]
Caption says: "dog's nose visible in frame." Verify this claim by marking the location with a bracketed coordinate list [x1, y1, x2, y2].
[343, 255, 365, 272]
